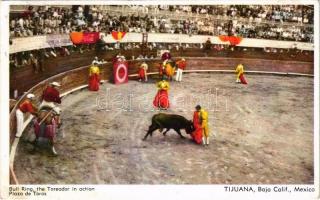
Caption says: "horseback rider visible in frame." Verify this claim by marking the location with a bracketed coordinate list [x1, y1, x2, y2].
[39, 82, 62, 127]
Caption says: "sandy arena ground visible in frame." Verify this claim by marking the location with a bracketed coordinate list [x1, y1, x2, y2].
[14, 73, 314, 184]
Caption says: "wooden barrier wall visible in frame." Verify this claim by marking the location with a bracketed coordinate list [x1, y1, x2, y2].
[10, 48, 313, 98]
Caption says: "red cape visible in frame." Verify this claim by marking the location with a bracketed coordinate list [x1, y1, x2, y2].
[153, 90, 170, 109]
[89, 74, 100, 91]
[191, 111, 203, 144]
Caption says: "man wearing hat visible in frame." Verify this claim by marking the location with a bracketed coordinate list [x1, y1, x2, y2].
[161, 50, 171, 61]
[40, 82, 62, 126]
[175, 58, 186, 82]
[16, 93, 38, 138]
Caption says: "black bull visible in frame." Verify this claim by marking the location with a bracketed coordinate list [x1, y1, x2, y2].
[143, 113, 194, 140]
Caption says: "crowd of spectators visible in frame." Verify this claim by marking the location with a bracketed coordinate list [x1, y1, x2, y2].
[227, 20, 313, 42]
[10, 5, 314, 42]
[147, 5, 314, 25]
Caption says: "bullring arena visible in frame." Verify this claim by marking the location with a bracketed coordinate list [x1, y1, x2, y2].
[14, 73, 314, 184]
[8, 5, 315, 185]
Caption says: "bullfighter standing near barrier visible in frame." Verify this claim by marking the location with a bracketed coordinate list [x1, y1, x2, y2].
[15, 93, 38, 138]
[175, 58, 186, 82]
[40, 82, 62, 127]
[235, 63, 248, 84]
[88, 61, 101, 91]
[138, 62, 148, 82]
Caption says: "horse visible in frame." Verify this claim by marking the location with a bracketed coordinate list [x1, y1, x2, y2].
[33, 107, 60, 155]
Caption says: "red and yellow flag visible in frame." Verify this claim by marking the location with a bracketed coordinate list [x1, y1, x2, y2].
[111, 31, 126, 41]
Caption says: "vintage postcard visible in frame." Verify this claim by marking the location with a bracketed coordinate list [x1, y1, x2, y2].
[0, 0, 319, 199]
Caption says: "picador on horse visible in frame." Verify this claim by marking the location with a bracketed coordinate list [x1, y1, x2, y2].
[15, 82, 63, 155]
[159, 50, 176, 81]
[34, 81, 63, 155]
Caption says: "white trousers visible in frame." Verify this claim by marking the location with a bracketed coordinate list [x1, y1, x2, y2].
[15, 109, 24, 137]
[40, 100, 61, 115]
[175, 68, 183, 82]
[202, 136, 210, 145]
